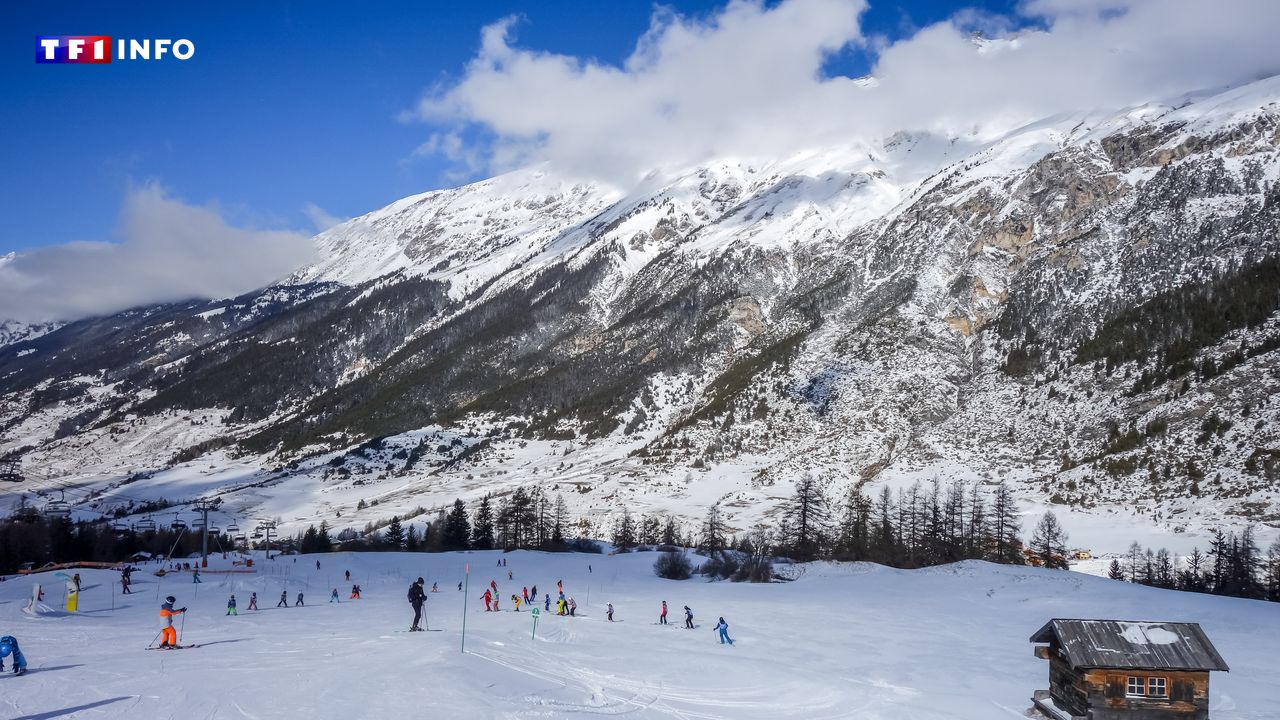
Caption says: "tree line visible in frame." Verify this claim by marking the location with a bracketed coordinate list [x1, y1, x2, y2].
[1107, 528, 1280, 602]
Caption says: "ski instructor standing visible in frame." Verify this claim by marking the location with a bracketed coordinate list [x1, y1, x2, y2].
[407, 577, 427, 631]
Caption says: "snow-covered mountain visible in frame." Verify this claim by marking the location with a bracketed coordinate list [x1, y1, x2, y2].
[3, 77, 1280, 555]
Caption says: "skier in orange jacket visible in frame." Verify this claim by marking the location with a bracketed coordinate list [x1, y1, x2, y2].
[159, 596, 186, 648]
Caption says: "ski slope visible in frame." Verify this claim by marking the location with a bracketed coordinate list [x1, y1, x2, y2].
[0, 551, 1277, 719]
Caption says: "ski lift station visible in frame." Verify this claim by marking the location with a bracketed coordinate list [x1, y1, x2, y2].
[1031, 619, 1229, 720]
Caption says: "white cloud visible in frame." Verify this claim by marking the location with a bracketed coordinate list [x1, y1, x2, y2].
[409, 0, 1280, 186]
[0, 184, 316, 322]
[303, 202, 346, 232]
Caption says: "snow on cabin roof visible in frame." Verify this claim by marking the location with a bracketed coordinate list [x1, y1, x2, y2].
[1031, 619, 1229, 672]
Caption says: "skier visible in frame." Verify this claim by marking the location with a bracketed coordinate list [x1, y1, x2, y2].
[714, 617, 734, 645]
[530, 584, 537, 599]
[660, 601, 668, 625]
[159, 596, 186, 648]
[73, 573, 81, 591]
[431, 582, 438, 593]
[226, 594, 237, 616]
[345, 570, 350, 582]
[493, 593, 500, 612]
[316, 560, 320, 570]
[589, 564, 592, 573]
[556, 579, 563, 594]
[544, 594, 551, 612]
[458, 581, 463, 592]
[248, 592, 258, 611]
[192, 568, 202, 583]
[522, 586, 529, 605]
[557, 597, 566, 616]
[296, 592, 304, 607]
[508, 569, 513, 581]
[330, 588, 339, 603]
[277, 591, 289, 608]
[0, 636, 28, 675]
[684, 605, 694, 629]
[512, 593, 521, 611]
[408, 577, 426, 631]
[607, 603, 614, 622]
[483, 589, 493, 612]
[350, 584, 361, 599]
[568, 597, 577, 617]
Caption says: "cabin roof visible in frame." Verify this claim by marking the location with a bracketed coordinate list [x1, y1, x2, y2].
[1031, 619, 1229, 672]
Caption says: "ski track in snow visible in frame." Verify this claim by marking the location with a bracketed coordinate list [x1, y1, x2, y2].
[1, 550, 1278, 719]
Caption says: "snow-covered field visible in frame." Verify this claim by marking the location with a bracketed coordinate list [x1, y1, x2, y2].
[1, 550, 1277, 720]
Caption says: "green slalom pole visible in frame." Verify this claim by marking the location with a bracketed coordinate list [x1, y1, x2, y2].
[532, 607, 540, 640]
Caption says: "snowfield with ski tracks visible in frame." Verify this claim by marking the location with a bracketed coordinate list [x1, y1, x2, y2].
[1, 550, 1277, 719]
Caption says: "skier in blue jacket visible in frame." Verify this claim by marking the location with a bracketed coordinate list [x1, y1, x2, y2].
[714, 617, 734, 645]
[0, 635, 28, 675]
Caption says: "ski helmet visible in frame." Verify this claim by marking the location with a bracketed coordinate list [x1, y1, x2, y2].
[0, 639, 11, 655]
[165, 596, 176, 603]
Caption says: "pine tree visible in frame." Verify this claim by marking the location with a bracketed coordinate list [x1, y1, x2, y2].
[701, 502, 725, 553]
[552, 494, 569, 544]
[383, 516, 405, 549]
[1029, 511, 1068, 569]
[990, 482, 1023, 564]
[472, 496, 495, 550]
[405, 524, 420, 552]
[612, 507, 637, 551]
[442, 499, 471, 550]
[316, 521, 333, 552]
[1108, 558, 1126, 581]
[783, 473, 828, 561]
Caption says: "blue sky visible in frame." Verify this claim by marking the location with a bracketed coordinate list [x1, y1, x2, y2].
[1, 1, 1018, 255]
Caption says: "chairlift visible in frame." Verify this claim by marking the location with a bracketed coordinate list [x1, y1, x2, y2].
[43, 490, 71, 518]
[113, 519, 131, 534]
[251, 527, 264, 540]
[209, 525, 222, 535]
[135, 516, 157, 532]
[192, 517, 206, 531]
[170, 513, 187, 531]
[0, 458, 22, 483]
[226, 522, 241, 535]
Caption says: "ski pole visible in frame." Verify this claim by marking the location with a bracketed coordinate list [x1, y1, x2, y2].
[146, 629, 163, 649]
[179, 611, 187, 644]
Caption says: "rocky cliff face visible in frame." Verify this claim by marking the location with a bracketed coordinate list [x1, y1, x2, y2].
[2, 78, 1279, 546]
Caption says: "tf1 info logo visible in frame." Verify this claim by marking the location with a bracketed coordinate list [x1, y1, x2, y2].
[36, 36, 195, 64]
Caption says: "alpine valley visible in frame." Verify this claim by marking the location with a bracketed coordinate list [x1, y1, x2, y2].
[4, 76, 1280, 559]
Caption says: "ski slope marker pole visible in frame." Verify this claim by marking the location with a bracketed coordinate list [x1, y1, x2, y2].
[461, 563, 470, 654]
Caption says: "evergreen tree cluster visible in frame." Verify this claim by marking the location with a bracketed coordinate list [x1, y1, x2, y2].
[1109, 529, 1280, 602]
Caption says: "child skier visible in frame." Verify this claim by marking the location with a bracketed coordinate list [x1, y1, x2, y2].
[483, 589, 492, 611]
[607, 603, 614, 622]
[330, 588, 339, 603]
[512, 593, 521, 611]
[0, 636, 27, 675]
[660, 601, 668, 625]
[296, 592, 304, 607]
[278, 591, 289, 608]
[715, 617, 734, 645]
[226, 595, 237, 616]
[248, 592, 258, 611]
[568, 597, 577, 616]
[159, 596, 186, 648]
[684, 605, 694, 629]
[192, 568, 201, 583]
[544, 594, 551, 612]
[350, 584, 361, 599]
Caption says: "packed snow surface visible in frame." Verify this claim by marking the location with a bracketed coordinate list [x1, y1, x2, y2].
[1, 551, 1276, 719]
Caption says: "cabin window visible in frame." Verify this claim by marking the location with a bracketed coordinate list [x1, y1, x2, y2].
[1147, 677, 1167, 697]
[1126, 676, 1168, 698]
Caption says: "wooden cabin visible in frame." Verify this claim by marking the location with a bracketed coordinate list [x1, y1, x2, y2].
[1031, 619, 1229, 720]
